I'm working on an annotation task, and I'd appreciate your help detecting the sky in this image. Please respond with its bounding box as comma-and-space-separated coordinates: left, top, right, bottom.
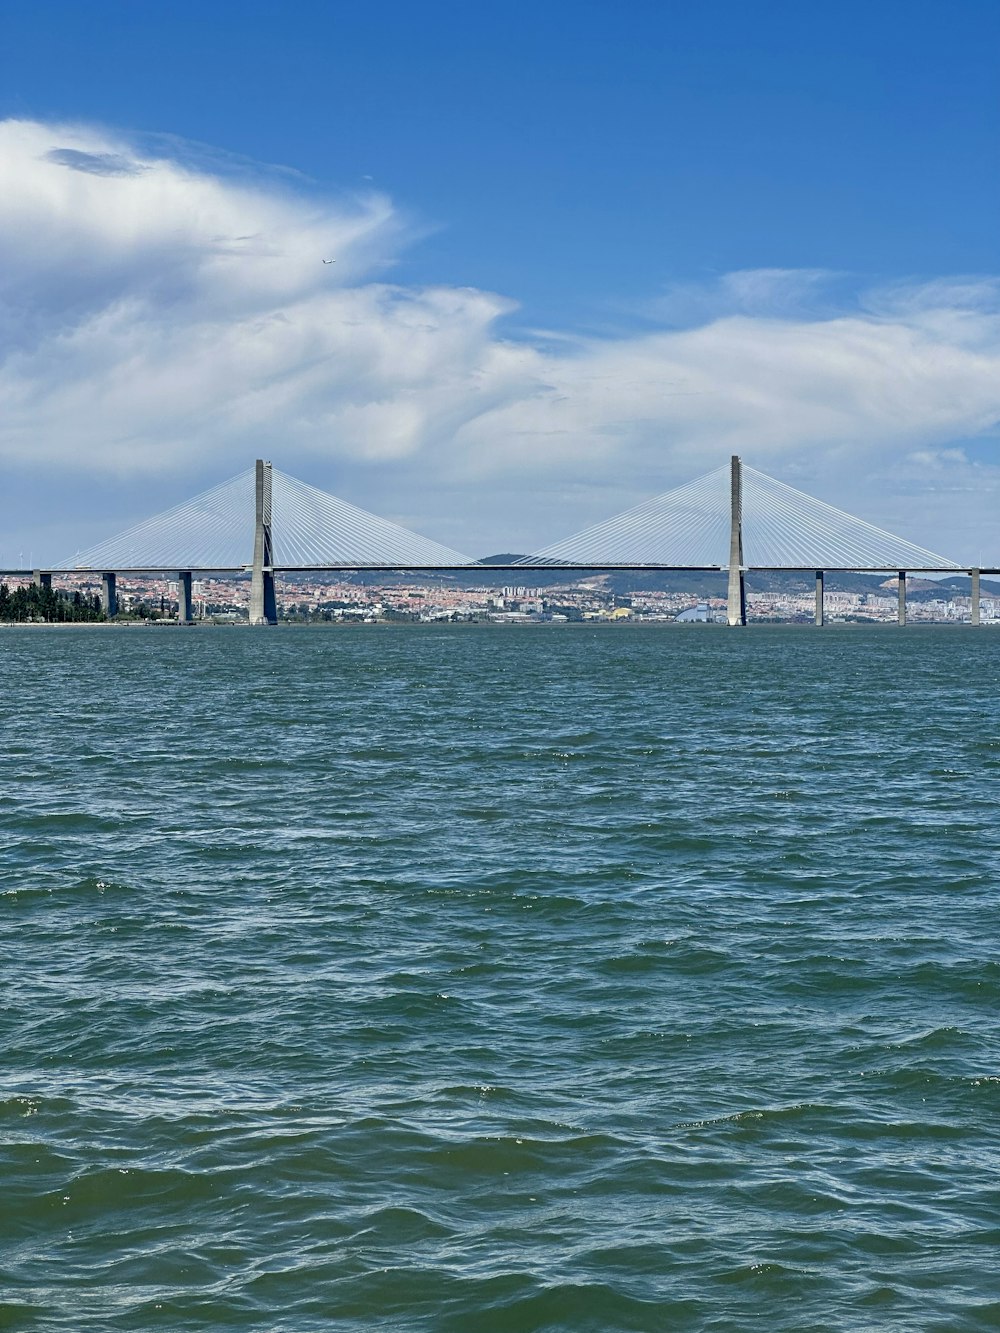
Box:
0, 0, 998, 565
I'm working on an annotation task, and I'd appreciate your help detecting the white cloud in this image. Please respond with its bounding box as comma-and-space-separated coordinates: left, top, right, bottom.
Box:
644, 267, 838, 326
1, 117, 999, 562
907, 447, 970, 468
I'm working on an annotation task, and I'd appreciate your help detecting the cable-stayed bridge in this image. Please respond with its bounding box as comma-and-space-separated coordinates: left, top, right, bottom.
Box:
7, 457, 991, 626
53, 463, 481, 574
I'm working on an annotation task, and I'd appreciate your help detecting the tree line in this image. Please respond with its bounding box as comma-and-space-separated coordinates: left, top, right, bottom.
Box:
0, 583, 104, 623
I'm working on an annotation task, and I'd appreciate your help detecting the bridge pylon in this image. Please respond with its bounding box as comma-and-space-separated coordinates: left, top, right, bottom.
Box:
177, 571, 194, 623
100, 571, 118, 618
727, 455, 747, 626
249, 459, 278, 626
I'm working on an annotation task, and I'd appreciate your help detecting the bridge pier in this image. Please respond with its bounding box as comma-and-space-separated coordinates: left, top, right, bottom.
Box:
33, 570, 51, 591
250, 459, 278, 626
177, 571, 193, 623
101, 572, 118, 619
815, 570, 824, 626
971, 569, 981, 625
727, 455, 747, 626
898, 570, 906, 626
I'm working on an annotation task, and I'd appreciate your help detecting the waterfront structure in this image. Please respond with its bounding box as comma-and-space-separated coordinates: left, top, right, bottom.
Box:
2, 457, 989, 625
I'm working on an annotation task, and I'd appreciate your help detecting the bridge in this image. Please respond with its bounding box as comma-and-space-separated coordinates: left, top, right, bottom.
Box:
4, 457, 993, 626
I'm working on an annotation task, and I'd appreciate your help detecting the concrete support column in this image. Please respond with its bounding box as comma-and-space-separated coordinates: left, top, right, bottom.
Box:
177, 571, 193, 623
897, 570, 906, 627
33, 570, 52, 591
250, 459, 278, 626
815, 570, 825, 627
971, 569, 981, 626
101, 572, 118, 619
726, 454, 747, 626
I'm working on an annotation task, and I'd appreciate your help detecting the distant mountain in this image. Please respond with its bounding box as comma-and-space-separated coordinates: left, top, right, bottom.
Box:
280, 566, 998, 598
600, 570, 1000, 599
915, 573, 1000, 595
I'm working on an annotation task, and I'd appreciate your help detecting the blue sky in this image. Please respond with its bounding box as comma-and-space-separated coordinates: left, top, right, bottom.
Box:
0, 0, 998, 562
5, 0, 998, 322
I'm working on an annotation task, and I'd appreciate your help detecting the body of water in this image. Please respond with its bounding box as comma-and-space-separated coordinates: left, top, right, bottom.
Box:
2, 626, 999, 1330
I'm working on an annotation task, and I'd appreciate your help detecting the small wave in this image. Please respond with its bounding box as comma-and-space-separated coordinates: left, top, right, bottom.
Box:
717, 1260, 810, 1285
676, 1102, 835, 1133
0, 1094, 76, 1121
345, 1204, 451, 1245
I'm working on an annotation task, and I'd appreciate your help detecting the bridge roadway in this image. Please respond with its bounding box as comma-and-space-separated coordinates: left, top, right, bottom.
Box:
5, 565, 999, 575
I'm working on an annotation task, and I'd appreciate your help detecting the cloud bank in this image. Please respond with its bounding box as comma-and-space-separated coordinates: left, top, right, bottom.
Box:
1, 118, 998, 559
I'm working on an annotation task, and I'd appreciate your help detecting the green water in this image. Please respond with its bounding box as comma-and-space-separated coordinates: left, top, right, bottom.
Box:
2, 626, 999, 1331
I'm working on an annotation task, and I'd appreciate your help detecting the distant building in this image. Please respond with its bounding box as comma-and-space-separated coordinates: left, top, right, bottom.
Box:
675, 602, 712, 622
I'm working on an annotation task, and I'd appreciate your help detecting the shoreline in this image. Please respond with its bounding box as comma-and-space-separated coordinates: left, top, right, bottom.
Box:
0, 618, 991, 632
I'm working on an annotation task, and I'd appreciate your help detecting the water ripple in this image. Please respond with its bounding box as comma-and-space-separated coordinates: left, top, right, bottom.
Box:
2, 626, 1000, 1330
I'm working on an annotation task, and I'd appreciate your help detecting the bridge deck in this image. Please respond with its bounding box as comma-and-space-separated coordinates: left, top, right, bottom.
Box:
2, 565, 994, 577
